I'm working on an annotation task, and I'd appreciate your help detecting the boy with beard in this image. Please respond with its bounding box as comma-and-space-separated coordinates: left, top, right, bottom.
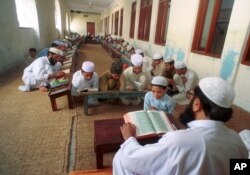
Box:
113, 77, 248, 175
18, 48, 65, 92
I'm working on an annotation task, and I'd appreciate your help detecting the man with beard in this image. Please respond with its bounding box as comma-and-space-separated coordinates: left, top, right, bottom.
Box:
113, 77, 248, 175
18, 47, 66, 92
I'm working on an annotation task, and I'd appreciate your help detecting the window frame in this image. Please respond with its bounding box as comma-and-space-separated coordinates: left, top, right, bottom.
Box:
155, 0, 170, 46
242, 34, 250, 66
114, 11, 119, 35
119, 8, 123, 36
191, 0, 234, 58
130, 1, 137, 38
138, 0, 152, 41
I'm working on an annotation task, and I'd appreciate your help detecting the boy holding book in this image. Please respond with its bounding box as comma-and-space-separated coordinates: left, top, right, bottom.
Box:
144, 76, 176, 115
113, 77, 248, 175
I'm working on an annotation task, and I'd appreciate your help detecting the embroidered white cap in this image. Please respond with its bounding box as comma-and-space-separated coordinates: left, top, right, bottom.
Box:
127, 45, 133, 51
199, 77, 235, 108
174, 61, 186, 69
82, 61, 95, 72
49, 47, 61, 55
164, 58, 174, 63
153, 53, 163, 60
131, 54, 143, 66
135, 49, 143, 54
151, 76, 168, 86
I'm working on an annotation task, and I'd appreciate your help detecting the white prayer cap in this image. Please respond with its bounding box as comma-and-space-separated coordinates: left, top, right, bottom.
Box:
153, 53, 163, 60
199, 77, 235, 108
59, 50, 64, 56
49, 47, 61, 55
174, 61, 186, 69
131, 54, 143, 66
164, 58, 174, 63
122, 42, 128, 46
82, 61, 95, 72
151, 76, 168, 87
127, 45, 133, 51
135, 49, 143, 54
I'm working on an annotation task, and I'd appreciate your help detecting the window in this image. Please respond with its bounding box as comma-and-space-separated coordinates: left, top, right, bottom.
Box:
242, 35, 250, 66
55, 0, 62, 33
66, 13, 69, 31
192, 0, 234, 57
15, 0, 38, 28
155, 0, 171, 45
111, 13, 114, 34
114, 11, 119, 35
130, 2, 136, 38
119, 8, 123, 36
138, 0, 152, 41
104, 16, 109, 35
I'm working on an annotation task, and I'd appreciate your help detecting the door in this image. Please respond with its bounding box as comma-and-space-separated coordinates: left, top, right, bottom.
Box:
87, 22, 95, 36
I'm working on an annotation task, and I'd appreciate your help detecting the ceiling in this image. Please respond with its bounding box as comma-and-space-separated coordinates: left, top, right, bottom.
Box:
65, 0, 115, 14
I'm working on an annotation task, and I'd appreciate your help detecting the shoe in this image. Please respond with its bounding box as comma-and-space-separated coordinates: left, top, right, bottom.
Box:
18, 85, 30, 92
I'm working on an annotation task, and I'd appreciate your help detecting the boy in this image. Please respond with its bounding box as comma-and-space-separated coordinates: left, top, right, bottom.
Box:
25, 48, 37, 65
71, 61, 99, 105
144, 76, 176, 115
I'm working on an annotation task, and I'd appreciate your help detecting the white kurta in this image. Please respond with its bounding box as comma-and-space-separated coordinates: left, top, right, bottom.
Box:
172, 69, 199, 105
71, 70, 99, 105
21, 56, 54, 90
113, 120, 248, 175
122, 66, 151, 91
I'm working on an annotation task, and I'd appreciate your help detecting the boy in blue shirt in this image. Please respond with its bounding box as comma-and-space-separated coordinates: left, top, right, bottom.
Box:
144, 76, 176, 115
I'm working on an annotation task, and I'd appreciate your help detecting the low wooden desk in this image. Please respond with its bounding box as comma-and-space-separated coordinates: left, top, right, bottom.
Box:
94, 118, 164, 169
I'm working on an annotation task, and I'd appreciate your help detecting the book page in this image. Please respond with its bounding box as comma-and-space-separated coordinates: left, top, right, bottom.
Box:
147, 111, 174, 134
125, 111, 155, 136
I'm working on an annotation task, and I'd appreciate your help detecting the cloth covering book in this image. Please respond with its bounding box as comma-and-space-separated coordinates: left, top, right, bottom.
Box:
123, 110, 175, 138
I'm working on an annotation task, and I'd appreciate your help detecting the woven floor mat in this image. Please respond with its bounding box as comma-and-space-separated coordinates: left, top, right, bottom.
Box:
0, 68, 73, 175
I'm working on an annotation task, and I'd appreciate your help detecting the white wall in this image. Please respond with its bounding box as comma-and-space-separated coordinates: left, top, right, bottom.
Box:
0, 0, 36, 73
0, 0, 71, 74
71, 13, 102, 36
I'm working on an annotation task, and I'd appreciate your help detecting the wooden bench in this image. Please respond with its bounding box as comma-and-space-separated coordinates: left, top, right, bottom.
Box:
81, 90, 147, 115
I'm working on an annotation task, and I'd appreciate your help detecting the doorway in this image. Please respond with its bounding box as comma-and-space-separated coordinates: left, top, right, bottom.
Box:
87, 22, 95, 36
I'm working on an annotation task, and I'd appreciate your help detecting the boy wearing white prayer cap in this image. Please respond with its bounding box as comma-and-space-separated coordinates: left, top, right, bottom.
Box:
71, 61, 99, 105
135, 49, 152, 73
113, 76, 248, 175
124, 45, 135, 58
120, 54, 151, 105
18, 47, 66, 92
163, 58, 176, 95
144, 76, 176, 115
172, 61, 199, 105
151, 52, 166, 77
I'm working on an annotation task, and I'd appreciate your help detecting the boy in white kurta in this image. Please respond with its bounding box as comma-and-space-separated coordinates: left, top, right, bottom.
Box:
172, 61, 199, 105
120, 54, 151, 105
71, 61, 99, 105
113, 77, 248, 175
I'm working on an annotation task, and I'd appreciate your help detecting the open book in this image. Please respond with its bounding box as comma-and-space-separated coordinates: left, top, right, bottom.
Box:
123, 110, 175, 138
50, 79, 69, 88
